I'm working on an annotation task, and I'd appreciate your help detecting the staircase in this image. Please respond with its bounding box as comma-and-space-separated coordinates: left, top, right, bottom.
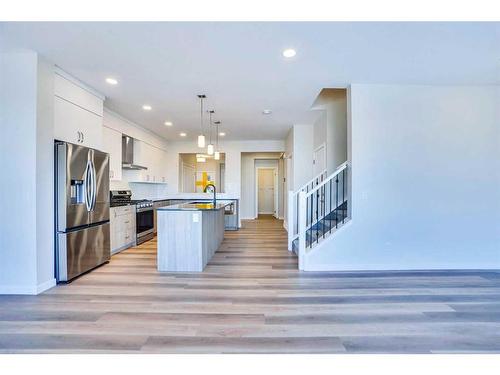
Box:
287, 162, 349, 269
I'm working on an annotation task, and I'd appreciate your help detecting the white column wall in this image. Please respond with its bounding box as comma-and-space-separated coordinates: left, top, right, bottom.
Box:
0, 50, 55, 294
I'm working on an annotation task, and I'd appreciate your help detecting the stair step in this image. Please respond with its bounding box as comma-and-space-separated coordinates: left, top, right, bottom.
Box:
292, 201, 348, 252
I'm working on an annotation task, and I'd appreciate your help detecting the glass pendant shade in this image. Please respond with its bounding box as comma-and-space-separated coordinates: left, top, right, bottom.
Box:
197, 135, 205, 148
207, 144, 214, 155
214, 151, 220, 160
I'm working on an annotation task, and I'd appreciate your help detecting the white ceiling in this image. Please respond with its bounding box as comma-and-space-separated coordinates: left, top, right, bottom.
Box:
1, 22, 498, 141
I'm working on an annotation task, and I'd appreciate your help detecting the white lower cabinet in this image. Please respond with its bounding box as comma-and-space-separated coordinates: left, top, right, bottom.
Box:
110, 205, 136, 254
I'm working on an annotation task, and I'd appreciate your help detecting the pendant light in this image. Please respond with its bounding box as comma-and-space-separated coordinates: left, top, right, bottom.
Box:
207, 110, 215, 155
197, 95, 206, 148
214, 121, 221, 160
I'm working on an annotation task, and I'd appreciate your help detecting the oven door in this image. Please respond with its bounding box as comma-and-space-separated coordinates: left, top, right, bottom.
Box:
136, 208, 154, 242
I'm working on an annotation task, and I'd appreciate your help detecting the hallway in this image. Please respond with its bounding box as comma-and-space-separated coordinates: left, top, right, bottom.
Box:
0, 217, 499, 353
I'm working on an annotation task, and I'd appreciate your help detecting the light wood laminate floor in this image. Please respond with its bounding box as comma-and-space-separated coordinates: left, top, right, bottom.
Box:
1, 217, 500, 353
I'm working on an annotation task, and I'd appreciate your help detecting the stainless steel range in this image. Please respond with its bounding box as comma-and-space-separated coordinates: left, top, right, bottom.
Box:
110, 190, 154, 245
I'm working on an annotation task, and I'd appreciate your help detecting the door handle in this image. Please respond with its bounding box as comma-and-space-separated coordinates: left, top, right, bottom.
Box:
84, 160, 92, 211
91, 159, 97, 211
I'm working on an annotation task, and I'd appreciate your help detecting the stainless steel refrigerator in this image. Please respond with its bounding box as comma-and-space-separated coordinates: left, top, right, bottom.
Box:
55, 142, 110, 282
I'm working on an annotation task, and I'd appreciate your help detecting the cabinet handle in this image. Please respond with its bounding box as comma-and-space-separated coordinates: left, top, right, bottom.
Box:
124, 220, 130, 224
81, 132, 84, 143
77, 131, 81, 143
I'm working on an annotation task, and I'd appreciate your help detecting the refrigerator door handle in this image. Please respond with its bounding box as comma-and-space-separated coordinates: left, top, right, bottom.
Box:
91, 159, 97, 211
84, 159, 92, 212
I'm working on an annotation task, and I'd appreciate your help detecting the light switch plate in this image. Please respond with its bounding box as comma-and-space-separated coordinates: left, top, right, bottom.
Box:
192, 213, 199, 223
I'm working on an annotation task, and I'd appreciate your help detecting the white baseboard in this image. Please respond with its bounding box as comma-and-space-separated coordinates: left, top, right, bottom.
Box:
0, 285, 37, 295
37, 278, 56, 294
0, 278, 56, 295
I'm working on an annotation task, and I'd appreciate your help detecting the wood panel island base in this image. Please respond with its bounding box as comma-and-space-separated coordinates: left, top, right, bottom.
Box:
156, 202, 230, 272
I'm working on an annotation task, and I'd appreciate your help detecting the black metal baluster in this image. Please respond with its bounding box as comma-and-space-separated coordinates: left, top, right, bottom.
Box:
342, 169, 345, 223
329, 178, 332, 234
309, 194, 313, 248
316, 189, 319, 244
321, 184, 324, 238
336, 175, 339, 228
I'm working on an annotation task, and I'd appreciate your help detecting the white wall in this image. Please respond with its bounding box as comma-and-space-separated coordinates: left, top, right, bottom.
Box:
36, 56, 55, 289
240, 153, 284, 219
0, 50, 55, 294
285, 128, 294, 191
291, 124, 314, 190
311, 89, 348, 174
306, 84, 500, 271
313, 110, 327, 150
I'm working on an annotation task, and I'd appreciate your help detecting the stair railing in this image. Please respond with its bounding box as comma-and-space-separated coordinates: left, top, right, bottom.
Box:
287, 168, 327, 250
298, 162, 349, 268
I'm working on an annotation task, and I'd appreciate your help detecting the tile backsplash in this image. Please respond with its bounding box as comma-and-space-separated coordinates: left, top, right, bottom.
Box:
109, 180, 170, 200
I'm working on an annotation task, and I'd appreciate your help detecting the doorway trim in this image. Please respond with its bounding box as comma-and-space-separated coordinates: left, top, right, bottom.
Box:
255, 166, 278, 219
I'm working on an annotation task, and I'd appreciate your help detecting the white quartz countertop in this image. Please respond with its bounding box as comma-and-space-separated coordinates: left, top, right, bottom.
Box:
157, 200, 233, 211
151, 193, 239, 201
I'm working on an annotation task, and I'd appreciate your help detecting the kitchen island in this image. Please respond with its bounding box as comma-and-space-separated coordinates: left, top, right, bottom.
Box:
156, 201, 232, 272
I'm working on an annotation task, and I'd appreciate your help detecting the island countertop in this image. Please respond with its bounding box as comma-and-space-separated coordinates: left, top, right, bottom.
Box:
157, 200, 233, 211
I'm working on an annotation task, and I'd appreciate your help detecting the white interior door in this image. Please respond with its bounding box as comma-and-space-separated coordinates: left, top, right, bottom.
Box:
182, 164, 195, 193
258, 168, 275, 215
313, 144, 326, 177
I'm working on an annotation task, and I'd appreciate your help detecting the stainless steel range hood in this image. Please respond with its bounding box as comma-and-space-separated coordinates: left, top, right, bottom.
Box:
122, 135, 148, 170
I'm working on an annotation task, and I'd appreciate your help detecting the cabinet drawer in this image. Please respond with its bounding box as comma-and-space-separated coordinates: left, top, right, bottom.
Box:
112, 205, 135, 217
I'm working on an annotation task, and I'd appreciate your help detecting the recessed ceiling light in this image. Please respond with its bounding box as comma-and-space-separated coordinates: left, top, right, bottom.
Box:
262, 109, 272, 115
179, 132, 187, 137
142, 105, 152, 111
164, 121, 173, 126
105, 77, 118, 85
282, 48, 296, 58
219, 132, 226, 137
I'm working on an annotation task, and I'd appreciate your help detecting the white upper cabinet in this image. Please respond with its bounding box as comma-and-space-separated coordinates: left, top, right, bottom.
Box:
158, 148, 168, 183
102, 126, 122, 181
54, 96, 103, 149
53, 71, 104, 150
124, 139, 168, 184
54, 73, 103, 116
